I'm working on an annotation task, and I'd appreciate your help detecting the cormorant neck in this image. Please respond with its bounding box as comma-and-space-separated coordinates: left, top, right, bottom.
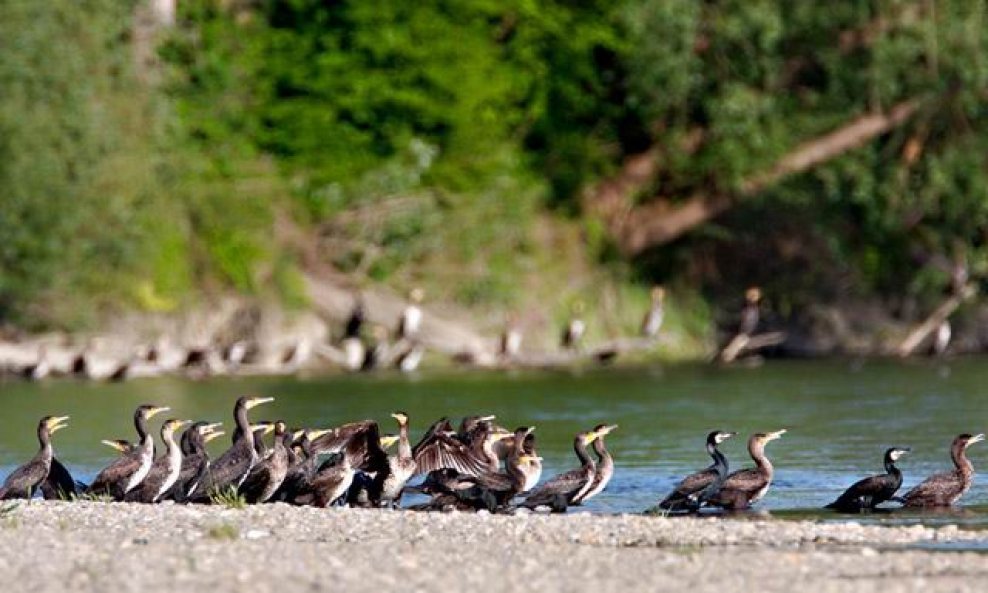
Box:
593, 437, 611, 465
398, 422, 412, 461
575, 438, 594, 469
235, 404, 254, 449
884, 456, 899, 476
750, 441, 773, 476
708, 442, 727, 473
38, 425, 53, 456
135, 412, 150, 441
952, 443, 974, 475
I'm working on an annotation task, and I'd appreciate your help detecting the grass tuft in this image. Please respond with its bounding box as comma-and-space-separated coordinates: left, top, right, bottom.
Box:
206, 522, 240, 541
209, 487, 247, 510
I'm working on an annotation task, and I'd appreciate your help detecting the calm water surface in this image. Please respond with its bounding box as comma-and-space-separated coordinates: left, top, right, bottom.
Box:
2, 358, 988, 527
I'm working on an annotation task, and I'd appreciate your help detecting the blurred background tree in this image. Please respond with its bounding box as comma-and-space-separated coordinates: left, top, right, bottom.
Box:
1, 0, 986, 345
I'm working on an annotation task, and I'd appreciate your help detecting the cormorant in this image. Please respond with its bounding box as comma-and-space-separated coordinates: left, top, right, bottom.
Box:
520, 426, 608, 511
573, 424, 618, 505
125, 419, 191, 503
240, 421, 292, 503
641, 286, 665, 338
167, 422, 224, 502
499, 315, 522, 360
394, 341, 424, 372
397, 288, 424, 340
739, 287, 762, 336
188, 396, 274, 499
658, 430, 736, 513
561, 301, 586, 350
0, 415, 69, 500
41, 456, 82, 500
344, 297, 365, 339
89, 404, 170, 500
519, 431, 542, 492
932, 320, 951, 357
368, 412, 417, 507
707, 429, 785, 510
826, 447, 910, 512
902, 434, 984, 508
271, 429, 329, 503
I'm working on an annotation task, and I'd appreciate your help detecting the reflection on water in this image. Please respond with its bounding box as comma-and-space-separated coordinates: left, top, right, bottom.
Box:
1, 358, 988, 525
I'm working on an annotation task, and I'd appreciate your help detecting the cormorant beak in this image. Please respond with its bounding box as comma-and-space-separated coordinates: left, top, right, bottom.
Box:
492, 431, 514, 442
479, 415, 497, 422
525, 426, 536, 435
257, 423, 276, 435
519, 455, 543, 464
148, 406, 170, 418
246, 397, 275, 410
968, 433, 985, 446
48, 416, 70, 433
380, 435, 400, 448
765, 429, 787, 441
100, 440, 130, 453
601, 424, 619, 435
306, 429, 332, 441
204, 431, 225, 443
584, 432, 600, 444
171, 419, 192, 431
291, 429, 306, 440
199, 422, 224, 435
390, 413, 408, 424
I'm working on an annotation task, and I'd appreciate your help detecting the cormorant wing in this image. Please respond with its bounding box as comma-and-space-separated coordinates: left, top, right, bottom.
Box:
89, 450, 145, 496
522, 467, 588, 506
41, 457, 80, 500
902, 470, 963, 505
659, 467, 718, 508
1, 452, 48, 498
413, 432, 490, 477
412, 418, 454, 458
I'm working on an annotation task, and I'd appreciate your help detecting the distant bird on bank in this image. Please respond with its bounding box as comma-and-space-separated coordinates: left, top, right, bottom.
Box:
641, 286, 665, 338
707, 429, 785, 510
397, 288, 424, 341
739, 287, 762, 337
344, 296, 366, 340
361, 326, 389, 372
658, 430, 736, 513
561, 301, 586, 351
932, 320, 951, 357
499, 314, 523, 360
0, 415, 69, 500
902, 433, 983, 508
826, 447, 910, 512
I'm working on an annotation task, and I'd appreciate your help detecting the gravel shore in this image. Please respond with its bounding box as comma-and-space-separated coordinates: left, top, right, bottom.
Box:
1, 501, 987, 592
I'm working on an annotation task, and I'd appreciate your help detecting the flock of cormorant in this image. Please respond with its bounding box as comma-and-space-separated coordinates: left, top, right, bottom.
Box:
0, 396, 982, 514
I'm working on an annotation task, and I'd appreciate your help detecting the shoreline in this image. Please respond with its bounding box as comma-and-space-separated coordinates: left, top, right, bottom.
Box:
3, 501, 987, 592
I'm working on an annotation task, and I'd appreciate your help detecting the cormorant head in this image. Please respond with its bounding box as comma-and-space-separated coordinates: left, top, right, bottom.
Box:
273, 420, 287, 435
136, 404, 170, 420
887, 447, 910, 462
162, 419, 191, 437
204, 430, 225, 443
651, 285, 665, 302
592, 424, 618, 439
41, 415, 70, 435
251, 421, 276, 436
751, 429, 786, 447
708, 430, 737, 445
390, 411, 409, 426
101, 439, 133, 454
745, 287, 762, 303
380, 434, 400, 449
197, 422, 223, 436
514, 426, 536, 437
241, 396, 275, 410
305, 428, 332, 441
490, 428, 514, 443
958, 433, 985, 449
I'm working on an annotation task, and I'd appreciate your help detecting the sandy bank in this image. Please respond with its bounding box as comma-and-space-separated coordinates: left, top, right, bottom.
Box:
1, 502, 986, 592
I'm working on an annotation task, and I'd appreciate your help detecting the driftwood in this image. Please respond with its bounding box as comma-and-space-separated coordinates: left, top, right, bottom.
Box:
586, 99, 923, 256
718, 332, 787, 364
896, 285, 977, 357
487, 337, 659, 370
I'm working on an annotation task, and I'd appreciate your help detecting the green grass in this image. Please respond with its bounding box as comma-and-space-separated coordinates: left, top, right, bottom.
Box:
205, 522, 240, 541
209, 487, 247, 510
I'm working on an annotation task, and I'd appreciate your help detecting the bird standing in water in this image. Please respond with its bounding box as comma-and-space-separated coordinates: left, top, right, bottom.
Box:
658, 430, 736, 513
707, 429, 785, 510
826, 447, 910, 512
902, 434, 983, 508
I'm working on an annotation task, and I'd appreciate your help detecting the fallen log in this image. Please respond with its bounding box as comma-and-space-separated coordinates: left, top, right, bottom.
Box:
895, 285, 977, 357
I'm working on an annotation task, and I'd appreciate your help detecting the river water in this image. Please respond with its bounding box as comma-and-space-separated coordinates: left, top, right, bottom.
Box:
2, 359, 988, 526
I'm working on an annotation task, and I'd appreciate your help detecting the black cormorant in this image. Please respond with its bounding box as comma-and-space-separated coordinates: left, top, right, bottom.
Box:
658, 430, 736, 512
0, 415, 69, 500
167, 422, 223, 502
520, 426, 608, 511
89, 404, 170, 500
826, 447, 910, 512
189, 396, 274, 499
240, 420, 292, 503
902, 434, 983, 508
707, 429, 785, 510
125, 419, 191, 503
573, 424, 617, 504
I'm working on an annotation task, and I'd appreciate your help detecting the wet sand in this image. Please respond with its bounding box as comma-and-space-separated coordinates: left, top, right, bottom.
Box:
1, 501, 986, 592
